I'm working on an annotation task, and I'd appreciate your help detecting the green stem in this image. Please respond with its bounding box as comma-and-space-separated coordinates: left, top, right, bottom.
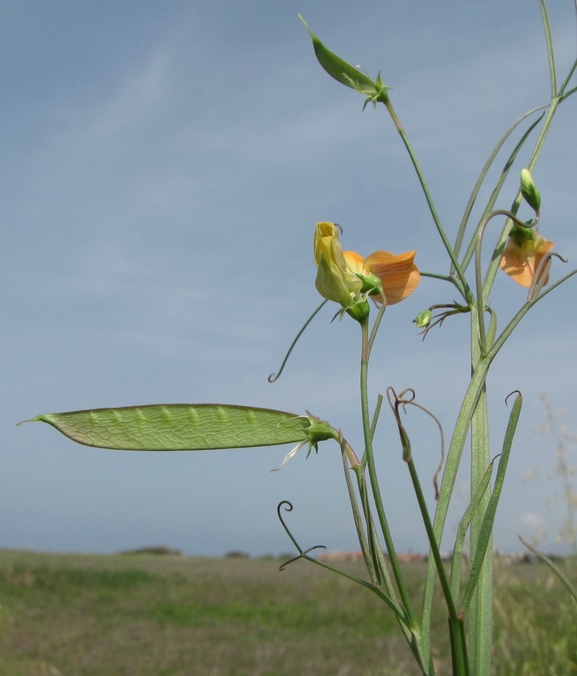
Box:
421, 356, 491, 656
407, 458, 459, 621
421, 271, 467, 299
468, 312, 492, 676
405, 447, 470, 676
359, 318, 418, 631
449, 617, 471, 676
377, 92, 472, 302
482, 96, 561, 302
341, 448, 379, 586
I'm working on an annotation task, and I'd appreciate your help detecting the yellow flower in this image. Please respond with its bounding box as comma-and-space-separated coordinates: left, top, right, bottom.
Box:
314, 222, 363, 307
314, 222, 420, 306
499, 225, 554, 288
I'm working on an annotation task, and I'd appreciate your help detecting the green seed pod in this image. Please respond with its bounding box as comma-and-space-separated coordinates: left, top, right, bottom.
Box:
520, 168, 541, 211
299, 15, 389, 100
23, 404, 312, 451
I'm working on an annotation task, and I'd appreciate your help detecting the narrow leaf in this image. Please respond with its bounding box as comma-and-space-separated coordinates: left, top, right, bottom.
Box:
454, 107, 545, 264
461, 392, 522, 611
450, 461, 494, 600
23, 404, 311, 451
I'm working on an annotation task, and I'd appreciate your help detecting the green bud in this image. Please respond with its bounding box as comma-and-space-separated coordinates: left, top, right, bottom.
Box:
520, 168, 541, 211
413, 309, 432, 329
346, 300, 371, 323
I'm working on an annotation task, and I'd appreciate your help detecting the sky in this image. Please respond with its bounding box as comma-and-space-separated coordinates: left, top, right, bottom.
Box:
1, 0, 577, 559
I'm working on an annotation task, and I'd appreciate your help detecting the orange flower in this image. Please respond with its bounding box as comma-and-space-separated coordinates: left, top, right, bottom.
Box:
499, 226, 554, 288
344, 249, 420, 305
313, 222, 420, 307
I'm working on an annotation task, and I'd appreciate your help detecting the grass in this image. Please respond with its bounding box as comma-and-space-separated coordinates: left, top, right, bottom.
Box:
0, 550, 575, 675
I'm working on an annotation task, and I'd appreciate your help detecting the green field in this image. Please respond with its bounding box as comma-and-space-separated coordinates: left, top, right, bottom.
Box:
0, 550, 575, 675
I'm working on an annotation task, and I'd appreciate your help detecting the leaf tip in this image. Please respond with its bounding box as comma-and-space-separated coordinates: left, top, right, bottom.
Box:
298, 14, 311, 34
16, 417, 37, 427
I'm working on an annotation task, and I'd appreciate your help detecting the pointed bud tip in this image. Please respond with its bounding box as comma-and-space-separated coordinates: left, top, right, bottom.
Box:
520, 168, 541, 211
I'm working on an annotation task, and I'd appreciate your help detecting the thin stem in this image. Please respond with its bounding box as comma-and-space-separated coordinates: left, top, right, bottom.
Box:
406, 456, 469, 676
455, 106, 546, 266
407, 457, 458, 620
359, 317, 418, 630
540, 0, 558, 97
459, 108, 545, 275
468, 312, 492, 676
268, 300, 328, 382
482, 96, 561, 302
341, 448, 379, 586
367, 303, 387, 356
377, 92, 472, 301
421, 356, 492, 656
421, 271, 467, 299
489, 267, 577, 360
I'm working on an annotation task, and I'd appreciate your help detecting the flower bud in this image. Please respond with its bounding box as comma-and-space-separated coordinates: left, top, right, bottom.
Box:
520, 168, 541, 211
413, 309, 432, 329
314, 222, 362, 307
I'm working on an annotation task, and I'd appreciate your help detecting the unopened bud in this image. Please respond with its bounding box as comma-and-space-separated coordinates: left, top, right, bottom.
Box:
520, 168, 541, 212
413, 309, 432, 329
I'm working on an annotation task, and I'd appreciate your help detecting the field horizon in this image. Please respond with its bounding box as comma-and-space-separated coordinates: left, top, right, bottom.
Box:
0, 548, 575, 675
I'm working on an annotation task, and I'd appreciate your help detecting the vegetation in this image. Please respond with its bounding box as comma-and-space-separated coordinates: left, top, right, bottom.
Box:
0, 550, 574, 676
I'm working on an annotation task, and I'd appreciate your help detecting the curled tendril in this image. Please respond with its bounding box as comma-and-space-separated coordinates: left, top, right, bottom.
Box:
505, 390, 522, 406
490, 452, 503, 465
276, 500, 327, 571
386, 387, 445, 500
268, 301, 328, 383
485, 392, 521, 465
528, 251, 568, 302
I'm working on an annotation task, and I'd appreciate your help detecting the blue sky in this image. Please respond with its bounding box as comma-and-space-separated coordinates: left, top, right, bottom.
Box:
2, 0, 576, 557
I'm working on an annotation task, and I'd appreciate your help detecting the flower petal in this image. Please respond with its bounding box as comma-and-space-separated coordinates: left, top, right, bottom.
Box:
314, 223, 362, 306
364, 250, 420, 304
500, 236, 554, 288
343, 250, 366, 275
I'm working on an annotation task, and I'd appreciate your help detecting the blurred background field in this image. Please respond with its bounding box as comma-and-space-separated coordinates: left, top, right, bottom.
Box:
0, 549, 575, 676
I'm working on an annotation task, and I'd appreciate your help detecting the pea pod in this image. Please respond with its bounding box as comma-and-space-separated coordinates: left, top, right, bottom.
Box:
20, 404, 315, 451
299, 15, 389, 102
